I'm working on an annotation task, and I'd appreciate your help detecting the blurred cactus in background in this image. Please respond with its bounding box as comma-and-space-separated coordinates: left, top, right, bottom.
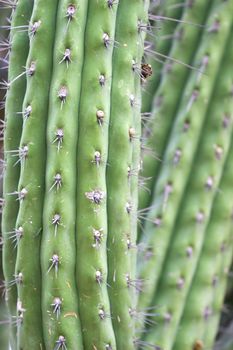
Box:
0, 0, 233, 349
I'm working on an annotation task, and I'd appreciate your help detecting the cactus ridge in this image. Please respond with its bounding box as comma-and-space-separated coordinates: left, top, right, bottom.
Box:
139, 0, 212, 215
137, 0, 233, 318
13, 0, 59, 348
173, 32, 233, 349
106, 1, 149, 348
1, 0, 34, 348
41, 1, 88, 349
75, 1, 119, 349
141, 0, 185, 114
142, 4, 233, 347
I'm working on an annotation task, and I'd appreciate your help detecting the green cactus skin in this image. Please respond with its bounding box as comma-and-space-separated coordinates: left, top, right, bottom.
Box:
141, 0, 184, 114
12, 1, 58, 348
40, 1, 87, 349
142, 9, 233, 349
75, 2, 119, 349
172, 32, 233, 350
137, 0, 233, 317
1, 1, 33, 348
105, 1, 148, 348
139, 0, 212, 214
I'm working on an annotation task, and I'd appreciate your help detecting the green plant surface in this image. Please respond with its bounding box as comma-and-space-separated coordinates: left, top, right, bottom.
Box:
13, 1, 58, 348
1, 1, 33, 348
137, 0, 233, 317
141, 0, 184, 113
139, 0, 211, 214
173, 34, 233, 346
40, 1, 88, 349
142, 5, 233, 348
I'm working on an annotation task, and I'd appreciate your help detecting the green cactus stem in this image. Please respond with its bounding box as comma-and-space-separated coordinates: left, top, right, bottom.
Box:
139, 0, 211, 214
75, 1, 119, 349
137, 0, 233, 317
13, 1, 58, 348
106, 1, 149, 348
1, 1, 33, 348
142, 6, 233, 348
141, 0, 184, 113
41, 1, 88, 349
174, 117, 233, 349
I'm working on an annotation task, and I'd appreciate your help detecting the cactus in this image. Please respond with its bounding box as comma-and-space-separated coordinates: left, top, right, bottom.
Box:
1, 0, 233, 349
1, 0, 149, 349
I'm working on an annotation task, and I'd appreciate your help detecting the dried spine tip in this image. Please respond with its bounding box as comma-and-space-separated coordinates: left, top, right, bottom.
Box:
51, 297, 62, 319
51, 173, 62, 191
177, 277, 185, 289
93, 228, 103, 248
96, 109, 105, 125
30, 20, 41, 36
103, 33, 110, 48
58, 86, 68, 103
99, 74, 105, 86
173, 149, 182, 165
98, 308, 106, 320
205, 176, 214, 190
55, 335, 66, 349
141, 63, 153, 79
85, 190, 105, 204
95, 270, 103, 284
18, 188, 28, 200
27, 61, 36, 76
48, 254, 60, 275
126, 202, 132, 214
93, 151, 101, 166
17, 300, 26, 320
186, 246, 193, 258
66, 4, 76, 19
196, 211, 205, 223
214, 145, 223, 160
129, 127, 136, 141
60, 48, 71, 65
53, 128, 64, 150
24, 105, 32, 119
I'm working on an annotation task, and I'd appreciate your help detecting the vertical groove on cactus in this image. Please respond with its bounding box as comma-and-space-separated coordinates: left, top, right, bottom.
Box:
137, 0, 233, 319
75, 1, 119, 349
139, 0, 212, 215
12, 0, 59, 348
1, 1, 34, 348
143, 3, 233, 347
41, 1, 88, 349
173, 32, 233, 349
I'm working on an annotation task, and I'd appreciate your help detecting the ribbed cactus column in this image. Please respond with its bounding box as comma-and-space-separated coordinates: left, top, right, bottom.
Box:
2, 0, 32, 310
13, 1, 58, 348
173, 34, 233, 348
75, 1, 119, 349
142, 4, 233, 347
141, 0, 184, 113
2, 2, 33, 347
106, 1, 149, 348
139, 0, 211, 214
41, 1, 87, 349
137, 0, 233, 316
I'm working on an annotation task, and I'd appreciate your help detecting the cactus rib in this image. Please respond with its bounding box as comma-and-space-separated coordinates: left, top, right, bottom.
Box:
13, 1, 59, 348
75, 1, 119, 349
143, 4, 233, 347
137, 0, 232, 316
139, 0, 212, 214
41, 1, 88, 349
1, 0, 33, 348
